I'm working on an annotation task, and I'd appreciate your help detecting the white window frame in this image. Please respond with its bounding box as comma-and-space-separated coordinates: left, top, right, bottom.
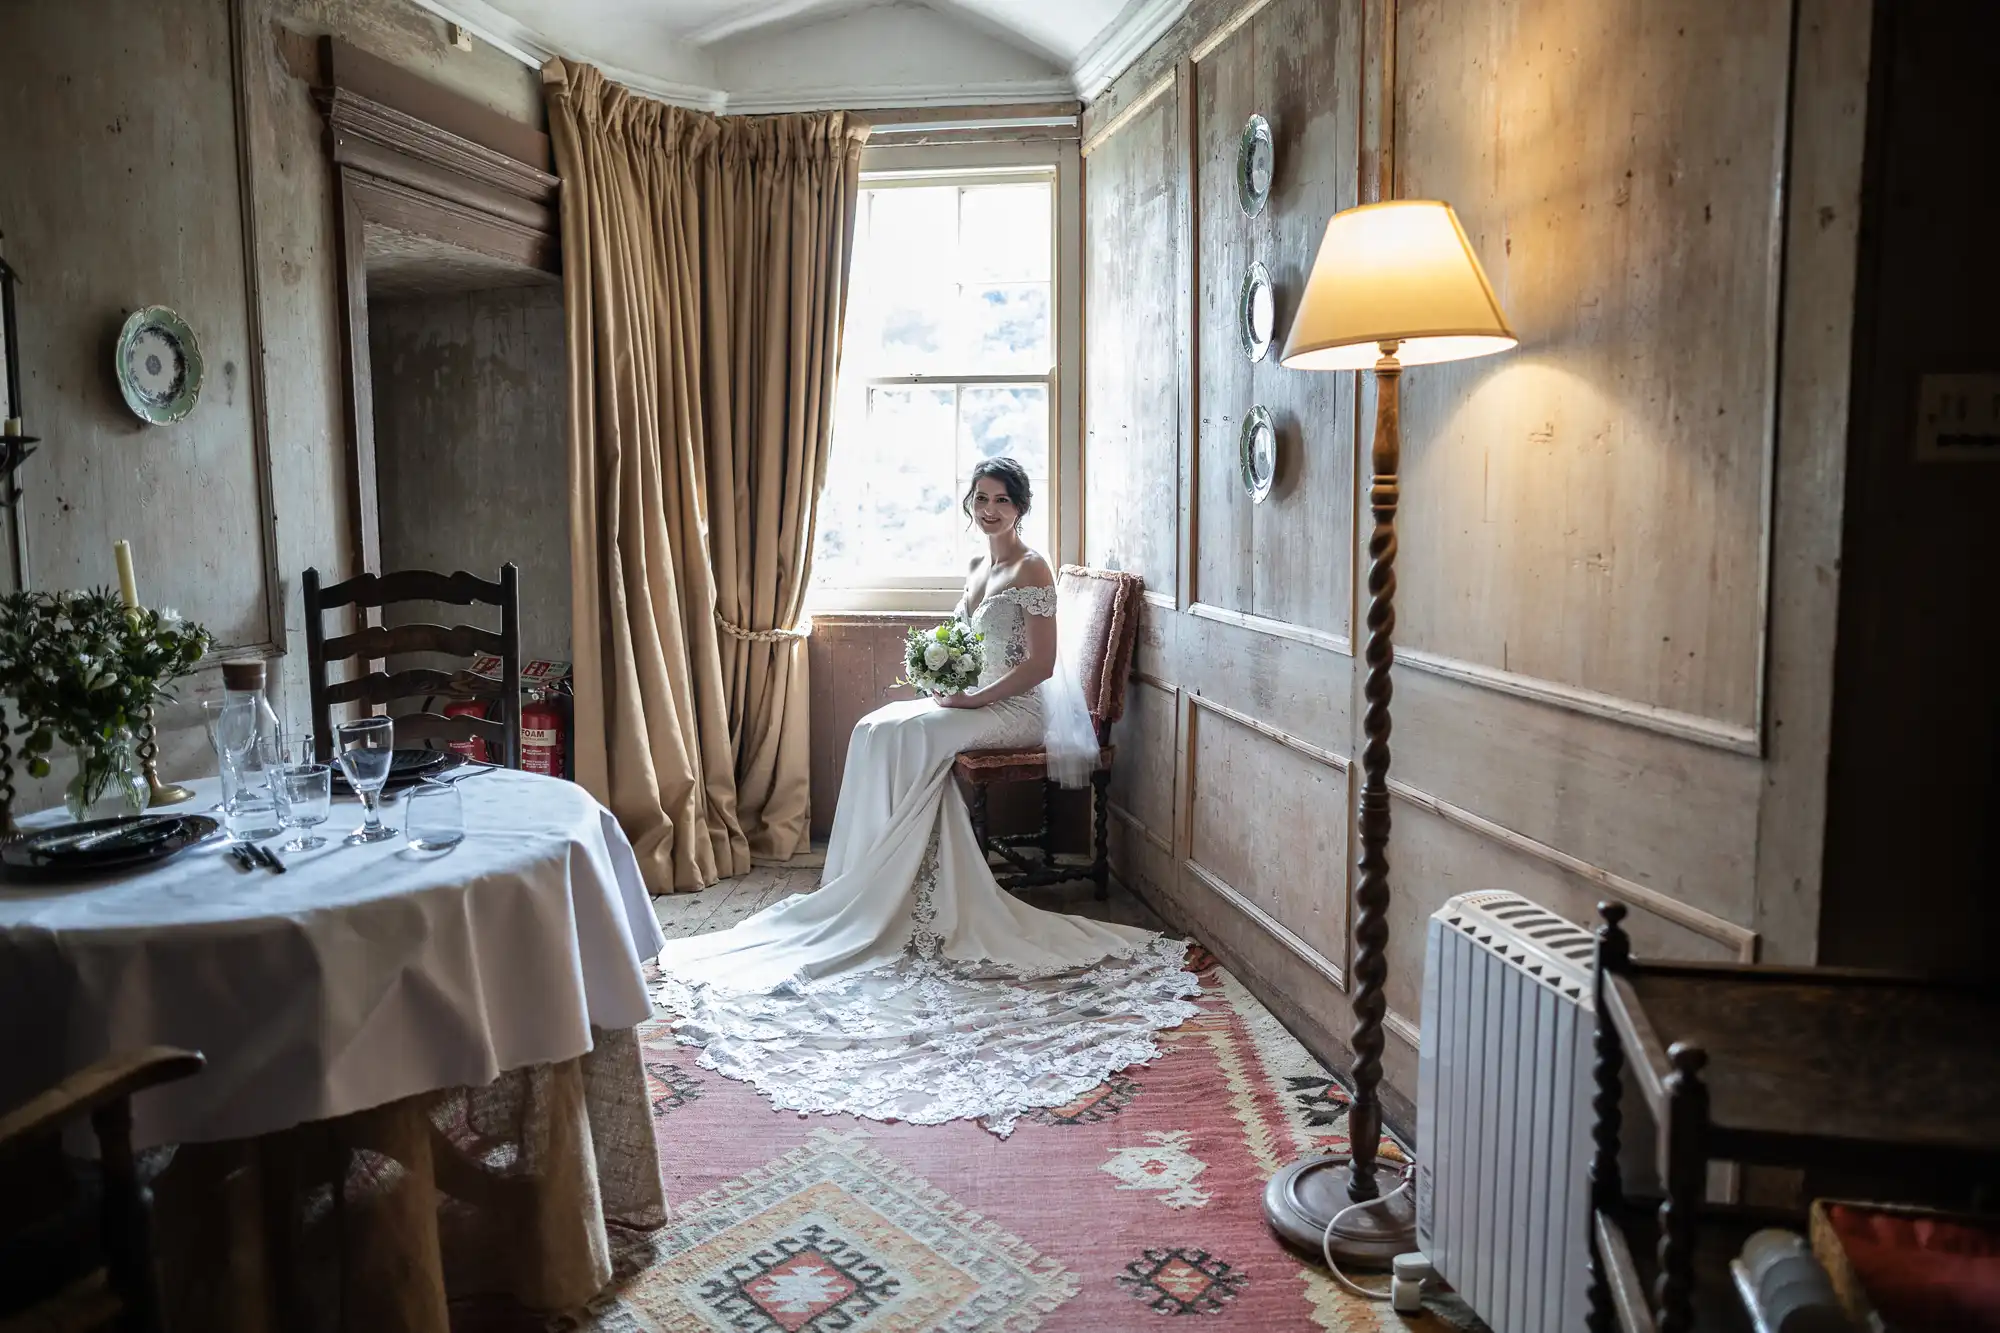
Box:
808, 139, 1083, 615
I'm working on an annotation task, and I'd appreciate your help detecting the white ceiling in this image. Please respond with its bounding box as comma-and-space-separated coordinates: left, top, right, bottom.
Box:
410, 0, 1189, 111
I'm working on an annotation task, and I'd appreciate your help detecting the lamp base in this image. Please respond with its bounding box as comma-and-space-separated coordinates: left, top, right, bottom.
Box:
1262, 1156, 1416, 1266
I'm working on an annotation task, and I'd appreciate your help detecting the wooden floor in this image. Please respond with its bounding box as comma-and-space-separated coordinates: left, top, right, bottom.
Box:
652, 854, 1171, 941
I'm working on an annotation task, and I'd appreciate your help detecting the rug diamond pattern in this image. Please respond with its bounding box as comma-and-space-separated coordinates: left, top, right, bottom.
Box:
582, 950, 1489, 1333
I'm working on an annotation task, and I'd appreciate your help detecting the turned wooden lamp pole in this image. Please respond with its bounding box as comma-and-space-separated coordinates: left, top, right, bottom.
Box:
1264, 200, 1515, 1265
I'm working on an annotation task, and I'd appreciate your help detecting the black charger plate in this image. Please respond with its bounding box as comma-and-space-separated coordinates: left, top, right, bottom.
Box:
2, 814, 221, 883
331, 747, 463, 796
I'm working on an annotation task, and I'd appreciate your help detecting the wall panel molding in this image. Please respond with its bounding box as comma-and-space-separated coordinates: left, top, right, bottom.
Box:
1387, 778, 1758, 961
1188, 0, 1284, 63
1081, 70, 1176, 156
1188, 601, 1351, 656
1109, 801, 1174, 856
1398, 646, 1761, 755
1183, 857, 1346, 989
1188, 690, 1349, 771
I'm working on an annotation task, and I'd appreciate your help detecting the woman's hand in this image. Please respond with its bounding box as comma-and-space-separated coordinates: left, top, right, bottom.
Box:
936, 688, 981, 710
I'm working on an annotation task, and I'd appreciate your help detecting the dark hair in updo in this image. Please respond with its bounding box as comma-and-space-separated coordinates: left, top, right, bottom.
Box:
961, 457, 1033, 522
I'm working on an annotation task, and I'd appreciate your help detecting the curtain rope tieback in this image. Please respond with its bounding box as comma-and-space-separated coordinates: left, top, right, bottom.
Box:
714, 612, 813, 644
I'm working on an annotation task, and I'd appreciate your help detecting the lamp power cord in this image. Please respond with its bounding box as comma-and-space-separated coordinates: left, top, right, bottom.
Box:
1318, 1157, 1421, 1303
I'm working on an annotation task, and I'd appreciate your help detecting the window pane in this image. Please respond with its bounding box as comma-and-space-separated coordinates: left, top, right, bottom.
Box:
813, 387, 958, 584
960, 184, 1051, 283
850, 188, 958, 374
956, 385, 1050, 565
963, 284, 1050, 372
818, 176, 1058, 591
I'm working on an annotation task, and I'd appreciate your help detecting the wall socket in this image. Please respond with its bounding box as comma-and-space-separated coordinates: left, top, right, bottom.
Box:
1914, 373, 2000, 462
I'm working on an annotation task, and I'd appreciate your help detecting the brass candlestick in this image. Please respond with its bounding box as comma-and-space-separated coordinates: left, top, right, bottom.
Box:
138, 710, 194, 807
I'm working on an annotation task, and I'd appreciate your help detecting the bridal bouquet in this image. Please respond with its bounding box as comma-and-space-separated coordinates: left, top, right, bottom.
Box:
899, 621, 984, 696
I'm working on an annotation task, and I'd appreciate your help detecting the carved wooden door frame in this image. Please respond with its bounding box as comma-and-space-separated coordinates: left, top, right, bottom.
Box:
317, 40, 558, 576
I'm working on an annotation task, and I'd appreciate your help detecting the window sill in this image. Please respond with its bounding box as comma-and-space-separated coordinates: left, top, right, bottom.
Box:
805, 586, 961, 617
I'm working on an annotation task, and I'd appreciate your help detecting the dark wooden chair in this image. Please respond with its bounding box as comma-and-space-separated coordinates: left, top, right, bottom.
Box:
954, 565, 1144, 900
301, 565, 523, 769
0, 1047, 204, 1333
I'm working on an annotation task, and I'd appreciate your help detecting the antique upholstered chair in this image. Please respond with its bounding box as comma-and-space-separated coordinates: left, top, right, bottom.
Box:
953, 565, 1144, 900
301, 565, 523, 769
0, 1047, 205, 1333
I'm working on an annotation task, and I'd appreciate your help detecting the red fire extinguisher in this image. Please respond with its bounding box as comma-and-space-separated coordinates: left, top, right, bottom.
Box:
521, 688, 565, 777
443, 699, 490, 764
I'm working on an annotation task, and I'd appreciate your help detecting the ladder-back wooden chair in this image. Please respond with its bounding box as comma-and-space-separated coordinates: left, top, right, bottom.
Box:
954, 565, 1144, 900
0, 1047, 204, 1333
301, 565, 522, 769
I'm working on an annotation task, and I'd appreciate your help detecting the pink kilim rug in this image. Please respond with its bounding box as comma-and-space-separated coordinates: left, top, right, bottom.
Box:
554, 948, 1487, 1332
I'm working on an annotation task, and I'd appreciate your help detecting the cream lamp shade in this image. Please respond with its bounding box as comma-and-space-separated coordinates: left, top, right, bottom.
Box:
1279, 200, 1516, 372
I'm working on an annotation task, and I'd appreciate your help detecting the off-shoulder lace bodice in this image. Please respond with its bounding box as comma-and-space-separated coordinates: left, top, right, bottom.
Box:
956, 584, 1059, 690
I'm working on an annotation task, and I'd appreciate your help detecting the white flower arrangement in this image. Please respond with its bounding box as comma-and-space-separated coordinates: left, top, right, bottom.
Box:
899, 620, 984, 696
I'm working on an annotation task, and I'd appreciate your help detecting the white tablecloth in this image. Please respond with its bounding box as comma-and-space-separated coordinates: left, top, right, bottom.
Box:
0, 769, 666, 1149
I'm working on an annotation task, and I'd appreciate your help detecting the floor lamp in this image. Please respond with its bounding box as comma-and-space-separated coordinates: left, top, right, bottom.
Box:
1262, 201, 1516, 1265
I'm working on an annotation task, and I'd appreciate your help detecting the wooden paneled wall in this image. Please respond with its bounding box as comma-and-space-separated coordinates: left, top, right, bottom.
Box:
1080, 0, 1872, 1128
0, 0, 538, 806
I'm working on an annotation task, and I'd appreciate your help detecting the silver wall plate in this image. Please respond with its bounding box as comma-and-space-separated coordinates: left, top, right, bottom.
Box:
114, 306, 202, 425
1240, 406, 1277, 503
1238, 114, 1274, 217
1241, 261, 1276, 362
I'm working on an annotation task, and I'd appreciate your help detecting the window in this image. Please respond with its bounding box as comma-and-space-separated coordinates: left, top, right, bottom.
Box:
812, 171, 1057, 605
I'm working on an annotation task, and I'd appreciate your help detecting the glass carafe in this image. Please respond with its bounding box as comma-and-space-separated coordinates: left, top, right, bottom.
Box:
214, 658, 285, 840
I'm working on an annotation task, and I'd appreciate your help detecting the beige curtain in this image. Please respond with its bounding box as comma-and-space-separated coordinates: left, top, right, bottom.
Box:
545, 60, 866, 890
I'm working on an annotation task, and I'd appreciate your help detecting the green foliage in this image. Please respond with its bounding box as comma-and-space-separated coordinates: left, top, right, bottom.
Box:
0, 589, 214, 769
899, 620, 984, 696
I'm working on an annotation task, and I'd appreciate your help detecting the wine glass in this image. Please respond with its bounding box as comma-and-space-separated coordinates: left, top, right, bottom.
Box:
335, 716, 398, 844
275, 764, 332, 852
404, 779, 465, 853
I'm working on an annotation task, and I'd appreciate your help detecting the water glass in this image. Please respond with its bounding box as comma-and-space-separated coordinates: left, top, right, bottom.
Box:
404, 779, 465, 853
275, 764, 332, 852
335, 715, 398, 844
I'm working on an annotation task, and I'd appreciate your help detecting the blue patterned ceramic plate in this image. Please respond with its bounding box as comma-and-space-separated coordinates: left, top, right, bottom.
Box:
114, 305, 202, 424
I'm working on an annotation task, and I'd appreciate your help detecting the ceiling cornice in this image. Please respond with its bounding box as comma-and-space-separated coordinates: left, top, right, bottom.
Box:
1069, 0, 1189, 104
729, 77, 1079, 115
406, 0, 1164, 116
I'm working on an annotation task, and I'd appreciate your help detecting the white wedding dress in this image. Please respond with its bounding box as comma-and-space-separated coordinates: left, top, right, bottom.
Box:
655, 582, 1200, 1135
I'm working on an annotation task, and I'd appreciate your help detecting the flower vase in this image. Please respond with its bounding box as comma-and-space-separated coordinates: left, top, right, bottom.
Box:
65, 729, 150, 822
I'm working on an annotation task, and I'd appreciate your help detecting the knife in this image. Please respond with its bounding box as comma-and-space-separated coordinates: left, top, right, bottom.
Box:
252, 842, 287, 874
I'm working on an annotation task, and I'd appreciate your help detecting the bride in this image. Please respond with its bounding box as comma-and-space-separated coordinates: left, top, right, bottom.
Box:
656, 458, 1200, 1135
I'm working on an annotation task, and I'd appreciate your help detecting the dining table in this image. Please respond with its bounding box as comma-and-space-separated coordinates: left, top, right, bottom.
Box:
0, 767, 670, 1332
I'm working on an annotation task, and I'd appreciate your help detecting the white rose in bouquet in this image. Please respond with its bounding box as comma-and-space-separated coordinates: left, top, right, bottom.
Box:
901, 620, 985, 696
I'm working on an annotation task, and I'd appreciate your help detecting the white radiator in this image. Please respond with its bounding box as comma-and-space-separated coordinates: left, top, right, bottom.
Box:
1415, 890, 1602, 1333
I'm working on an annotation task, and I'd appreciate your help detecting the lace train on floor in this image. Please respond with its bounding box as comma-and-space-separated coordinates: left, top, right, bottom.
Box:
654, 828, 1202, 1137
654, 934, 1200, 1138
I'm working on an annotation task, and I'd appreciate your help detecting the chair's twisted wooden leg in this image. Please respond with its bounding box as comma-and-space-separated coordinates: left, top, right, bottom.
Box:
1091, 769, 1110, 900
